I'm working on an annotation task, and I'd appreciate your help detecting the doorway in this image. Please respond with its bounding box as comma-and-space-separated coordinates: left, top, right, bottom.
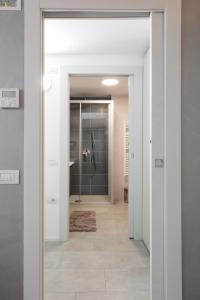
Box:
43, 17, 145, 242
44, 71, 150, 299
25, 3, 182, 299
43, 16, 148, 299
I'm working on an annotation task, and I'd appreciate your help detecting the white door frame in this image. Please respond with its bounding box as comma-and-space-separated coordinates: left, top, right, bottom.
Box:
59, 66, 143, 241
24, 2, 182, 300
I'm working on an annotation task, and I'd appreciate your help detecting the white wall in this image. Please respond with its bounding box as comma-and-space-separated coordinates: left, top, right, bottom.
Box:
45, 54, 143, 70
142, 49, 150, 250
44, 54, 143, 240
44, 71, 61, 240
113, 96, 128, 202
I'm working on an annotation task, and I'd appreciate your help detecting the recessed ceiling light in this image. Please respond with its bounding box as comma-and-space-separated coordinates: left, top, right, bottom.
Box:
101, 79, 119, 86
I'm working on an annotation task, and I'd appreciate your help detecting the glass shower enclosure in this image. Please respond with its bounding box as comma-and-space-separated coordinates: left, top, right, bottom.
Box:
70, 100, 113, 203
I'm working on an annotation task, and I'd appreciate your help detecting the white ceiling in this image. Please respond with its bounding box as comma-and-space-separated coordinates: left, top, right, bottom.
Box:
44, 18, 150, 56
70, 76, 128, 97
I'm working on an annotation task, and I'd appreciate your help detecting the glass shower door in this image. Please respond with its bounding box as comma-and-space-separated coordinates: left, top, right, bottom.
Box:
70, 102, 109, 201
81, 103, 109, 196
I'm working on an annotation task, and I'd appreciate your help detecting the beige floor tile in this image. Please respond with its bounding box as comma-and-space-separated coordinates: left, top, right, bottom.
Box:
97, 222, 128, 235
45, 242, 65, 252
45, 202, 150, 298
76, 291, 149, 300
71, 233, 144, 248
83, 231, 121, 240
59, 251, 145, 270
61, 238, 94, 252
76, 291, 107, 300
59, 252, 106, 269
45, 269, 106, 293
107, 252, 148, 269
69, 232, 88, 239
45, 251, 63, 269
70, 205, 110, 213
105, 268, 149, 291
90, 237, 143, 252
45, 292, 76, 300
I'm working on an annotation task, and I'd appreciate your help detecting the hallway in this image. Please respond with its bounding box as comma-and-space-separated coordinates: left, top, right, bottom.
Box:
45, 202, 149, 300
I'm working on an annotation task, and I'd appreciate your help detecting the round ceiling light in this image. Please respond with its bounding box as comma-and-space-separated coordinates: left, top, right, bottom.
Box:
101, 79, 119, 86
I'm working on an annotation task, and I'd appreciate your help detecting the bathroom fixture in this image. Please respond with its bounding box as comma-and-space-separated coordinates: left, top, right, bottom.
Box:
101, 79, 119, 86
82, 148, 90, 159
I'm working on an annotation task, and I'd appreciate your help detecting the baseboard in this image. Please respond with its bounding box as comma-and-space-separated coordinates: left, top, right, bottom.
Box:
45, 237, 61, 242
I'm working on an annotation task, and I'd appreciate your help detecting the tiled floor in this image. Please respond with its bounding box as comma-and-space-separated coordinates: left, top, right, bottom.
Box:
45, 202, 150, 300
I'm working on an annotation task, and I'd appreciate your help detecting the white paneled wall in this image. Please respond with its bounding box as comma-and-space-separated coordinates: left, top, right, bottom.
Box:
113, 97, 128, 203
124, 121, 129, 177
44, 71, 61, 240
142, 49, 150, 250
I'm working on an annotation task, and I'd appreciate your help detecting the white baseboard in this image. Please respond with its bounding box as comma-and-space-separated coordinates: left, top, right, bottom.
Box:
45, 237, 61, 242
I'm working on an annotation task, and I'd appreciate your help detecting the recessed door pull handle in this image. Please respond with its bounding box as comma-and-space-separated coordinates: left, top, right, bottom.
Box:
155, 159, 164, 168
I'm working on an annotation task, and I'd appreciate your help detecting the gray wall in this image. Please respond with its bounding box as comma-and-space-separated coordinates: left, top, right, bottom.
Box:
182, 0, 200, 299
0, 11, 24, 300
0, 1, 200, 299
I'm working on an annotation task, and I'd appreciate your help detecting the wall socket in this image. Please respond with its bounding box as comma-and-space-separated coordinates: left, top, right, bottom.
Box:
48, 198, 57, 204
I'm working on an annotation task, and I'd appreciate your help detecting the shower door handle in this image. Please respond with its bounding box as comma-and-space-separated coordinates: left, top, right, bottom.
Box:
82, 148, 90, 159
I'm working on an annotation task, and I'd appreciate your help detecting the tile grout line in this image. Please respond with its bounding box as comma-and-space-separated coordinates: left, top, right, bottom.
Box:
74, 291, 78, 300
104, 269, 108, 292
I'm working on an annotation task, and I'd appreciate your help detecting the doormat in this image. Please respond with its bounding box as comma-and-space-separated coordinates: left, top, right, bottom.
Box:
70, 211, 96, 232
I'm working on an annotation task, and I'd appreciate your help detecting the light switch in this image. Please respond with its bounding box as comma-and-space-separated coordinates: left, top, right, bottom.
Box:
0, 170, 20, 184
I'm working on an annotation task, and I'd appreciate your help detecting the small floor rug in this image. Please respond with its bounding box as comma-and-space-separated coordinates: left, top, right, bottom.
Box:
70, 211, 96, 232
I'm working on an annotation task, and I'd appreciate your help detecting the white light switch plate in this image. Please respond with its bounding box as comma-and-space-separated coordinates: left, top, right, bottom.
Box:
0, 170, 20, 184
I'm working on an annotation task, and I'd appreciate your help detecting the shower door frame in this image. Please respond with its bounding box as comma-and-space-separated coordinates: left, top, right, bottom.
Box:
69, 99, 114, 203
